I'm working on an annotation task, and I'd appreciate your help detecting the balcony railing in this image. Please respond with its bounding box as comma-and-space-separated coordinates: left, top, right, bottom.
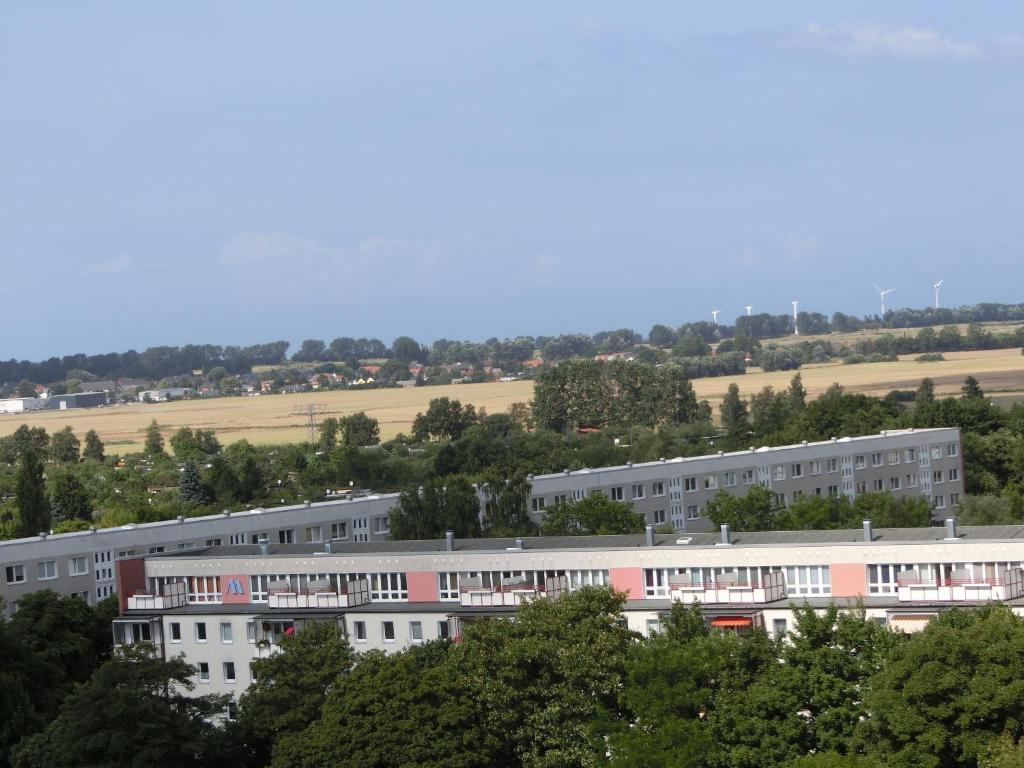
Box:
459, 579, 546, 607
897, 568, 1024, 603
669, 571, 787, 605
267, 579, 370, 609
126, 582, 186, 610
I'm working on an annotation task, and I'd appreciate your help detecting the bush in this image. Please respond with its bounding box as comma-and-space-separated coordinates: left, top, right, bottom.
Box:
843, 354, 866, 365
916, 352, 945, 362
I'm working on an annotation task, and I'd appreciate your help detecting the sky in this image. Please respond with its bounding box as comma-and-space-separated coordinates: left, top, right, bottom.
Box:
1, 3, 1022, 360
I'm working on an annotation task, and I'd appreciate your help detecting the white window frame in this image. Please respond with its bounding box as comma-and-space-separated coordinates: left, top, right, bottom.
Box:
382, 621, 396, 643
220, 622, 233, 644
37, 560, 57, 581
631, 483, 645, 500
69, 556, 89, 576
652, 481, 665, 497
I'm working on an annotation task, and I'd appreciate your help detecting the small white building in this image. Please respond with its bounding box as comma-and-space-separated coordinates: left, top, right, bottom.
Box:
138, 388, 194, 402
0, 398, 47, 415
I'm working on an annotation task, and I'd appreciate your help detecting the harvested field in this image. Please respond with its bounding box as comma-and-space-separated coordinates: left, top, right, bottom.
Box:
2, 348, 1021, 453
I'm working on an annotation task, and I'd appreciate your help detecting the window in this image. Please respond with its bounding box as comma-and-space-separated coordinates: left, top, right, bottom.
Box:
687, 504, 700, 520
410, 621, 423, 643
370, 573, 408, 601
774, 466, 786, 481
353, 621, 367, 642
742, 469, 755, 485
888, 450, 899, 465
703, 475, 718, 490
71, 591, 90, 603
947, 443, 959, 457
187, 576, 221, 603
905, 448, 916, 463
933, 470, 944, 484
644, 569, 668, 597
935, 495, 946, 509
196, 622, 207, 642
170, 622, 182, 642
873, 479, 884, 492
684, 477, 697, 492
809, 460, 821, 475
828, 485, 839, 497
531, 497, 546, 512
791, 463, 803, 478
949, 468, 960, 482
382, 621, 396, 643
854, 455, 866, 470
228, 533, 245, 546
304, 526, 323, 543
951, 492, 961, 505
553, 494, 567, 505
774, 492, 787, 507
278, 529, 295, 544
653, 509, 667, 525
205, 538, 222, 546
69, 556, 89, 576
37, 561, 57, 580
856, 481, 867, 494
871, 453, 883, 467
438, 572, 460, 601
646, 619, 661, 636
785, 565, 831, 596
868, 564, 921, 594
438, 621, 450, 640
889, 477, 901, 490
908, 473, 919, 488
631, 484, 645, 500
250, 662, 259, 682
220, 622, 233, 643
374, 517, 389, 534
149, 546, 165, 554
793, 489, 804, 499
931, 446, 943, 459
176, 542, 194, 551
773, 618, 788, 636
223, 662, 236, 683
826, 458, 838, 473
198, 662, 210, 683
723, 471, 736, 487
610, 486, 624, 501
246, 621, 256, 643
652, 481, 665, 497
331, 522, 348, 539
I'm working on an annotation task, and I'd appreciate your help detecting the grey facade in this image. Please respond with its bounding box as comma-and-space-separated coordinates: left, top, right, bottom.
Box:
525, 428, 964, 532
44, 391, 108, 410
0, 493, 399, 616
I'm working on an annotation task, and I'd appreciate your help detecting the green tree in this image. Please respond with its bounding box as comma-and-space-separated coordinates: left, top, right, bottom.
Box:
916, 377, 936, 406
719, 383, 750, 442
15, 450, 49, 537
674, 334, 711, 357
179, 461, 213, 505
318, 417, 339, 450
706, 486, 778, 532
48, 427, 80, 464
390, 476, 481, 539
411, 398, 478, 442
15, 380, 35, 399
239, 622, 355, 765
480, 468, 537, 536
49, 471, 92, 524
82, 430, 104, 462
541, 494, 646, 536
957, 494, 1018, 525
338, 412, 380, 446
11, 644, 229, 768
962, 375, 985, 400
144, 420, 165, 456
391, 335, 423, 362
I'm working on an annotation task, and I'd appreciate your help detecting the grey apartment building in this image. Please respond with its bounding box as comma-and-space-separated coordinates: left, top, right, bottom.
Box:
0, 493, 400, 617
525, 428, 963, 533
1, 428, 963, 615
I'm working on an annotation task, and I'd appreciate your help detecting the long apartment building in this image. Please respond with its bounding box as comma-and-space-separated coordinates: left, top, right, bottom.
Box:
113, 519, 1024, 703
1, 427, 963, 616
0, 493, 400, 616
526, 428, 964, 532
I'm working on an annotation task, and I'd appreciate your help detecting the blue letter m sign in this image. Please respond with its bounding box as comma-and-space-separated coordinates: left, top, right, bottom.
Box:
226, 578, 245, 596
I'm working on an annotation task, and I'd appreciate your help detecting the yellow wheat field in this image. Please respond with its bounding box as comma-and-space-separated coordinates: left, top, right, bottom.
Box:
1, 348, 1021, 453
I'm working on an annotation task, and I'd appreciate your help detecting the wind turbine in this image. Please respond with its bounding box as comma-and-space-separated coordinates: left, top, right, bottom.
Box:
932, 279, 944, 309
872, 284, 895, 317
744, 305, 753, 316
791, 300, 799, 336
711, 309, 720, 325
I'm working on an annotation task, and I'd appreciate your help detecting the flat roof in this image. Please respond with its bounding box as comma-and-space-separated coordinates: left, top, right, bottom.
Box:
148, 522, 1024, 560
528, 427, 958, 482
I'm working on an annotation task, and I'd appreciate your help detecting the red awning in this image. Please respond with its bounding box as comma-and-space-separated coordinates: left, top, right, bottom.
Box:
710, 616, 753, 628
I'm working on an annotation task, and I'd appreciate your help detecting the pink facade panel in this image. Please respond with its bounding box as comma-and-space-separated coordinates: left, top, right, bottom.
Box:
609, 567, 645, 600
221, 573, 251, 604
830, 563, 867, 598
406, 571, 439, 602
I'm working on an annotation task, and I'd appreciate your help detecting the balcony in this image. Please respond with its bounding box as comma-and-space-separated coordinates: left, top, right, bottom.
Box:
267, 578, 370, 609
897, 568, 1024, 603
459, 577, 548, 607
126, 581, 186, 610
669, 571, 787, 605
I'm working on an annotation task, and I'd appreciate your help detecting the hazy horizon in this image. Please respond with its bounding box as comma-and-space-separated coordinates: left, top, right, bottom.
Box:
3, 2, 1022, 359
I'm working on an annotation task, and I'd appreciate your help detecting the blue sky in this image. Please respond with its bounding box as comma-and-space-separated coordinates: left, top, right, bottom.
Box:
1, 3, 1021, 359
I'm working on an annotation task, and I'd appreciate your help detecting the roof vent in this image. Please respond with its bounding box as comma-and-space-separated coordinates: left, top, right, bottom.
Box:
445, 530, 455, 552
863, 519, 873, 542
675, 536, 693, 545
304, 500, 311, 507
830, 437, 837, 443
660, 457, 666, 463
223, 509, 231, 517
717, 524, 732, 546
627, 461, 633, 467
718, 451, 724, 457
564, 468, 571, 475
177, 515, 185, 523
325, 540, 333, 554
515, 537, 525, 550
944, 517, 959, 540
749, 447, 755, 453
645, 525, 654, 547
38, 531, 47, 540
258, 536, 269, 556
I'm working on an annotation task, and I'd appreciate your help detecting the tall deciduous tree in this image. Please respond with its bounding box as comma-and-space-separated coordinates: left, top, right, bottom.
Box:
15, 450, 49, 537
390, 476, 481, 540
48, 427, 80, 464
144, 420, 165, 456
49, 471, 92, 524
338, 412, 379, 446
82, 430, 104, 462
541, 494, 646, 536
719, 383, 750, 442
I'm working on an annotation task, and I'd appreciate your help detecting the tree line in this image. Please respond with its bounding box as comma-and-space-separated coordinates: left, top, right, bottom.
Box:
10, 588, 1024, 767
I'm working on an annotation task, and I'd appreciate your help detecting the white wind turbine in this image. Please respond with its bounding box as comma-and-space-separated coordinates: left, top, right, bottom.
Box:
744, 305, 753, 316
932, 279, 944, 309
791, 300, 799, 335
711, 309, 720, 325
872, 284, 895, 317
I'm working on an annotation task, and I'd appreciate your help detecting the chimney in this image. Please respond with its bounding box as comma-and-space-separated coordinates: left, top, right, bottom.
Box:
719, 524, 731, 546
177, 515, 185, 523
515, 537, 524, 550
944, 517, 958, 540
304, 500, 311, 507
223, 509, 231, 517
38, 531, 47, 540
445, 530, 455, 552
862, 519, 873, 542
645, 525, 654, 547
258, 535, 269, 556
325, 540, 333, 554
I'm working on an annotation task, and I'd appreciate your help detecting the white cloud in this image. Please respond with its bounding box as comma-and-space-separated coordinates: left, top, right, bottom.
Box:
91, 254, 135, 274
788, 23, 981, 61
220, 232, 325, 264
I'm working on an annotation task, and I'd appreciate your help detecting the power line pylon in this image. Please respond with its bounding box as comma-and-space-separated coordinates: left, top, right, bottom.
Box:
291, 404, 327, 442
